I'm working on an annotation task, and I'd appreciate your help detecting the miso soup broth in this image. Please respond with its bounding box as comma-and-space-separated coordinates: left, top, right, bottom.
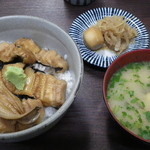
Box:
107, 62, 150, 140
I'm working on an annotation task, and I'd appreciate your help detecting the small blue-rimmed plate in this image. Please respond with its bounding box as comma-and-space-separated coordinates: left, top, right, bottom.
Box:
69, 7, 150, 68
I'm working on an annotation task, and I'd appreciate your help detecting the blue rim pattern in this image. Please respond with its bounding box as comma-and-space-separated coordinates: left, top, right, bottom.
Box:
69, 7, 150, 68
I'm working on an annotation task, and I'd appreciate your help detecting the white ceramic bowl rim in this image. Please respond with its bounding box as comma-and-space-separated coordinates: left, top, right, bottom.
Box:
0, 15, 83, 140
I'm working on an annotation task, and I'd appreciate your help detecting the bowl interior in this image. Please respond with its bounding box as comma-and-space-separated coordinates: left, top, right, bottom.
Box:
0, 15, 83, 142
103, 49, 150, 143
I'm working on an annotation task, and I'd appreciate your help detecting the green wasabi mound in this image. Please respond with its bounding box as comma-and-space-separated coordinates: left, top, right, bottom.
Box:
4, 66, 27, 90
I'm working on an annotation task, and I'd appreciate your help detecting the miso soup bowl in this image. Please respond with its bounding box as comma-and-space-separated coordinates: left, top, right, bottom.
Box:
103, 49, 150, 143
0, 15, 83, 142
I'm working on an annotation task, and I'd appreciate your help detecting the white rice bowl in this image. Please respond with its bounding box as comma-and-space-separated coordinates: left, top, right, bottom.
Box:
0, 15, 83, 142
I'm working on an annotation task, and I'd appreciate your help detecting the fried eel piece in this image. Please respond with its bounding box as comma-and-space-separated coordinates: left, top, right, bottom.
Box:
15, 38, 41, 54
15, 38, 68, 72
2, 64, 36, 97
0, 41, 36, 64
0, 42, 16, 62
0, 38, 69, 72
0, 71, 25, 119
2, 64, 67, 107
22, 99, 45, 124
14, 38, 41, 64
0, 71, 45, 132
0, 71, 44, 120
0, 118, 16, 133
14, 47, 36, 64
2, 63, 25, 94
34, 72, 67, 107
35, 49, 68, 72
0, 98, 45, 133
16, 98, 45, 131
